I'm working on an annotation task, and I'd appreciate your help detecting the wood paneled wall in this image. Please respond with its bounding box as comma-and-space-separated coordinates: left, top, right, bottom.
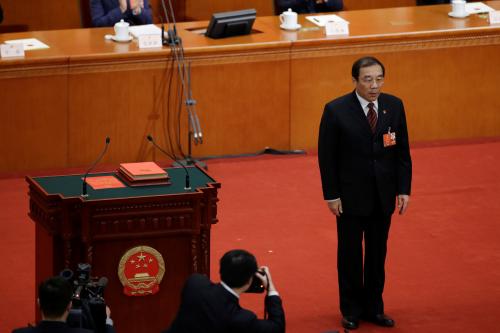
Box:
0, 0, 186, 31
3, 3, 499, 173
0, 0, 417, 31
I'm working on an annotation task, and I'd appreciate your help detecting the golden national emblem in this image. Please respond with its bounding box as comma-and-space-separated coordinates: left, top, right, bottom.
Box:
118, 245, 165, 296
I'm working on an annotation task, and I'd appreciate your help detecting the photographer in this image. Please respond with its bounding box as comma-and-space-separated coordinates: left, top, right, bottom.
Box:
163, 249, 285, 333
12, 276, 115, 333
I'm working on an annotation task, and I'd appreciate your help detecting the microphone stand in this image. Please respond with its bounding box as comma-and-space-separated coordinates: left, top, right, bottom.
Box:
174, 62, 206, 169
147, 135, 191, 191
160, 0, 206, 169
81, 137, 111, 198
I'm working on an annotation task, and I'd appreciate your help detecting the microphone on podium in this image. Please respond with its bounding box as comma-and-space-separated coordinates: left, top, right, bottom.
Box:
82, 137, 111, 198
146, 135, 191, 190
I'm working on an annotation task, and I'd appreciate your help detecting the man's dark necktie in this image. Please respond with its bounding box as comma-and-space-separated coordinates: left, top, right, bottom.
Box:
367, 102, 377, 133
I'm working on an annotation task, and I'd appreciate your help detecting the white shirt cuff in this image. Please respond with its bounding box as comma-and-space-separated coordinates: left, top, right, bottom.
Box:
268, 290, 279, 297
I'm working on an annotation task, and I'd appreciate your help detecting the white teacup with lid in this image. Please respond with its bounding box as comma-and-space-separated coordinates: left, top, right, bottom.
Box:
280, 8, 300, 30
450, 0, 468, 18
114, 19, 130, 41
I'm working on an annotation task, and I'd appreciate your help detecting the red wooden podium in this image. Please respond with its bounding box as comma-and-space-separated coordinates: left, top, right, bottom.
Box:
26, 166, 220, 333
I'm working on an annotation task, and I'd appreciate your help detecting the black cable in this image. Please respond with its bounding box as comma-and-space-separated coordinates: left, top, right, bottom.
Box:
163, 55, 177, 160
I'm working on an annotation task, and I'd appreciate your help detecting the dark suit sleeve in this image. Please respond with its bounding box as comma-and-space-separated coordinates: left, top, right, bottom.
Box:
318, 103, 341, 200
90, 0, 123, 27
133, 0, 153, 25
236, 296, 285, 333
396, 102, 412, 195
105, 324, 117, 333
232, 295, 285, 333
323, 0, 343, 11
274, 0, 306, 14
90, 0, 152, 27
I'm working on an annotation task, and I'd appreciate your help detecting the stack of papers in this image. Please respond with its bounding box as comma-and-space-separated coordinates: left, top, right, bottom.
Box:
4, 38, 49, 51
306, 14, 349, 27
129, 24, 162, 38
465, 2, 495, 14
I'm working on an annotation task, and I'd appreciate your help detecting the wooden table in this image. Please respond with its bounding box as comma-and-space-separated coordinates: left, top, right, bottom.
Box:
1, 2, 500, 173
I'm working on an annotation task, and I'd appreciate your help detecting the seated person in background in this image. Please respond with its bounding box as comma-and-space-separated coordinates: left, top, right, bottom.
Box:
12, 276, 115, 333
90, 0, 152, 27
416, 0, 450, 4
163, 249, 285, 333
275, 0, 343, 14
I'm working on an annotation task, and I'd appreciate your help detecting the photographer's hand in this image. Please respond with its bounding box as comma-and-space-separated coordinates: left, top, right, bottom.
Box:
105, 306, 114, 326
257, 266, 278, 294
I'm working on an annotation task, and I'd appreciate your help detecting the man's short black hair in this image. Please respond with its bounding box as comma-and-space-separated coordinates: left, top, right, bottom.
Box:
38, 276, 73, 318
352, 56, 385, 80
219, 249, 258, 288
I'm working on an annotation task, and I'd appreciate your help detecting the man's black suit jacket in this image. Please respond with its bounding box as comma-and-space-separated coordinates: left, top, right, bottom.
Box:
12, 321, 93, 333
318, 91, 412, 216
164, 274, 285, 333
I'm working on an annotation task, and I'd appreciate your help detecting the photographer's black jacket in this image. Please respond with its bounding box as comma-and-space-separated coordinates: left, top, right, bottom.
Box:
12, 321, 93, 333
163, 274, 285, 333
12, 320, 115, 333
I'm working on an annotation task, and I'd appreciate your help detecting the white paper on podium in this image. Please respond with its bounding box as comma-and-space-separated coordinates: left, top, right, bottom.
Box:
465, 2, 495, 14
129, 24, 162, 38
4, 38, 49, 51
306, 14, 349, 27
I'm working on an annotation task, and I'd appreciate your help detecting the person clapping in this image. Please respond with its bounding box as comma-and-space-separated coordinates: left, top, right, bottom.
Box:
90, 0, 153, 27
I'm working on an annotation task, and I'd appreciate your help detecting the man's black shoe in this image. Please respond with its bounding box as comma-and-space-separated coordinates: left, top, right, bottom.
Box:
363, 314, 395, 327
341, 316, 359, 330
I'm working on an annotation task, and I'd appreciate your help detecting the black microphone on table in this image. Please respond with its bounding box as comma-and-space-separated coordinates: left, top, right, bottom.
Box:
82, 137, 111, 198
146, 135, 191, 190
160, 0, 180, 45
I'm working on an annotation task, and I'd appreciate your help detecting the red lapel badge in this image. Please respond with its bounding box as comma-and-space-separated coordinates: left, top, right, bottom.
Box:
118, 245, 165, 296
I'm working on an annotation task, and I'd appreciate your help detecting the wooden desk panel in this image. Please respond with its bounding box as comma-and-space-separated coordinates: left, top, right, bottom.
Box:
0, 56, 69, 172
0, 75, 68, 171
190, 53, 291, 156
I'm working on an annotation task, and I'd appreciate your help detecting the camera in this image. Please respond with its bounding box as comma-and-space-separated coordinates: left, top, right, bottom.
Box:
60, 263, 108, 333
245, 269, 267, 293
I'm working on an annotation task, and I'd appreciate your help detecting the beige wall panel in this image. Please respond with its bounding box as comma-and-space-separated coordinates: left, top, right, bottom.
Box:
190, 57, 290, 156
0, 75, 68, 172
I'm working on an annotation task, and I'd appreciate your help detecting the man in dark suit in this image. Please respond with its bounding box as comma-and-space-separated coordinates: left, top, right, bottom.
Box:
90, 0, 153, 27
318, 56, 412, 330
275, 0, 343, 14
12, 276, 115, 333
163, 249, 285, 333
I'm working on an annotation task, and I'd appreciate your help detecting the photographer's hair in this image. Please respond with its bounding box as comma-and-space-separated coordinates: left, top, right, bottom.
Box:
38, 276, 73, 318
352, 56, 385, 81
219, 249, 258, 288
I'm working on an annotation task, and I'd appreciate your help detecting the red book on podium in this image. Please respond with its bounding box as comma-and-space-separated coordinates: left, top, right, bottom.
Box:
117, 162, 170, 186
